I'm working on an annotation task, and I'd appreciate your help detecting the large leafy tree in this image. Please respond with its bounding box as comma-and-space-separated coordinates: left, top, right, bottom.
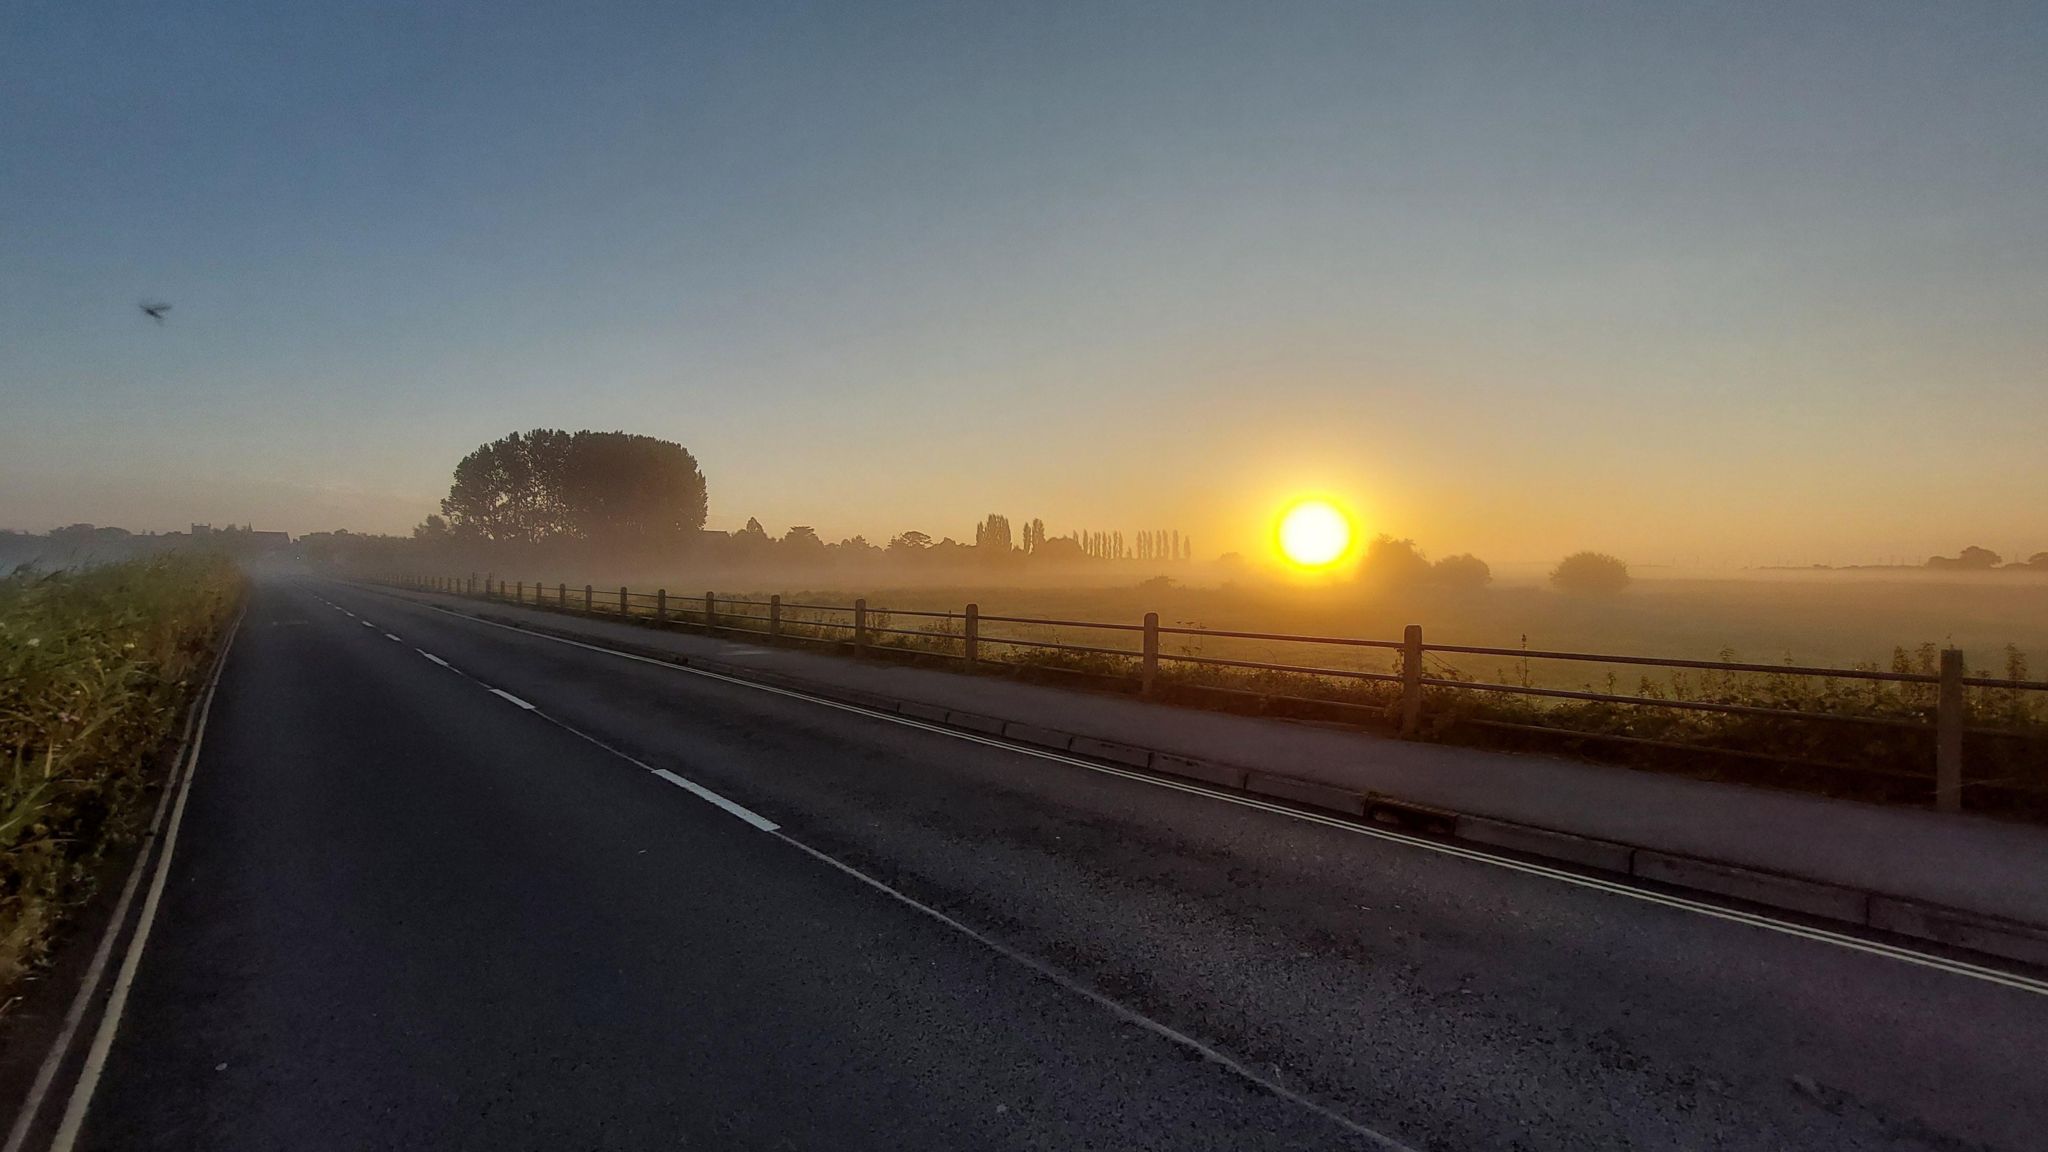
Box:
560, 431, 709, 547
440, 429, 706, 545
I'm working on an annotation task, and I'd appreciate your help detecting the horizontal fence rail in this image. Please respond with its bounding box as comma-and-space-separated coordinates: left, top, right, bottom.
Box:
392, 573, 2048, 813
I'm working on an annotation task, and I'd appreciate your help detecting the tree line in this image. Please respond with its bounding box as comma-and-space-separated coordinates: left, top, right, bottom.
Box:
405, 430, 1197, 568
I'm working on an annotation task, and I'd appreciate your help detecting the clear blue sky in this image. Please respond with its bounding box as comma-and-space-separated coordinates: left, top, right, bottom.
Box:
5, 1, 2044, 565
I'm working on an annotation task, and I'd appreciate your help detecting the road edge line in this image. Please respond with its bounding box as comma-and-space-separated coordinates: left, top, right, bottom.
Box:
0, 615, 239, 1152
46, 612, 244, 1152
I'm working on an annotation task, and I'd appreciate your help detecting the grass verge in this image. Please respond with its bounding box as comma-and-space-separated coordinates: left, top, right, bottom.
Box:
0, 554, 242, 994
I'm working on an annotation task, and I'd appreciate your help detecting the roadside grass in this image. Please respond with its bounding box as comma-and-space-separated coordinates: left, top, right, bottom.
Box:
0, 554, 242, 992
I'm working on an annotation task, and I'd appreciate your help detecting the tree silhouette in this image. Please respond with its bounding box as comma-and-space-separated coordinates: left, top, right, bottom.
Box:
975, 514, 1013, 552
562, 431, 709, 548
1552, 551, 1631, 594
1926, 546, 2003, 570
1432, 553, 1492, 589
1361, 535, 1431, 586
441, 429, 574, 541
440, 429, 705, 546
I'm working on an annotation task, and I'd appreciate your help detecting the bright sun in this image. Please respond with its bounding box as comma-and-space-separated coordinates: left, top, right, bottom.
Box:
1277, 499, 1353, 568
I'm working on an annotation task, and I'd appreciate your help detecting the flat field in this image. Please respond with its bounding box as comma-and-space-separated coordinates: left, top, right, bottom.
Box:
749, 571, 2048, 690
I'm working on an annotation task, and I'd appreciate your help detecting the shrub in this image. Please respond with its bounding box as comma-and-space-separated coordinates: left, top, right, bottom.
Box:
1360, 535, 1431, 586
1551, 551, 1631, 595
1432, 553, 1492, 590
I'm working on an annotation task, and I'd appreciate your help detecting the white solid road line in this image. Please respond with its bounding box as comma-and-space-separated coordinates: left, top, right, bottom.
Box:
769, 830, 1413, 1151
398, 594, 2048, 998
654, 769, 781, 831
418, 650, 450, 667
488, 687, 536, 710
0, 627, 237, 1152
48, 613, 243, 1152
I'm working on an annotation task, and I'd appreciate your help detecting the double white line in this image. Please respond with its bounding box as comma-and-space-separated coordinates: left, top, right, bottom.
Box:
3, 613, 244, 1152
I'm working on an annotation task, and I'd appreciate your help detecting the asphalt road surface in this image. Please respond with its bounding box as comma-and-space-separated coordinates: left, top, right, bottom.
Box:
70, 579, 2048, 1150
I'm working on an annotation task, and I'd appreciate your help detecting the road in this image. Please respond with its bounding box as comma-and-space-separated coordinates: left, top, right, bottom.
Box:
68, 579, 2048, 1149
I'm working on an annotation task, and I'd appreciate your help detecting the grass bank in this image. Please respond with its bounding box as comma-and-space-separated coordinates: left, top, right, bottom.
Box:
0, 554, 242, 992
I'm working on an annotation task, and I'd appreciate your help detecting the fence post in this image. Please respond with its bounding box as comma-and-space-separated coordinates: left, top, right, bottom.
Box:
656, 589, 667, 626
468, 573, 475, 595
515, 580, 523, 604
584, 584, 593, 612
769, 595, 782, 639
1401, 624, 1425, 737
558, 582, 566, 608
619, 586, 628, 616
964, 603, 979, 665
1141, 612, 1159, 695
704, 591, 716, 634
1937, 648, 1965, 813
854, 598, 868, 652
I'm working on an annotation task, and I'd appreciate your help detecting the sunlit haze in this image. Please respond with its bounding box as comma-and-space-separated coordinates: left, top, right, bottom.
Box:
5, 3, 2045, 566
1277, 499, 1353, 570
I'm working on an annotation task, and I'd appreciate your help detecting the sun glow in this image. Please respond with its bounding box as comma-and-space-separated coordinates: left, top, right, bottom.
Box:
1276, 499, 1354, 569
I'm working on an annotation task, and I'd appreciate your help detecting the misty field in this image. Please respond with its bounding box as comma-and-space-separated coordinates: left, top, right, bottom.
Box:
732, 571, 2048, 810
755, 572, 2048, 688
